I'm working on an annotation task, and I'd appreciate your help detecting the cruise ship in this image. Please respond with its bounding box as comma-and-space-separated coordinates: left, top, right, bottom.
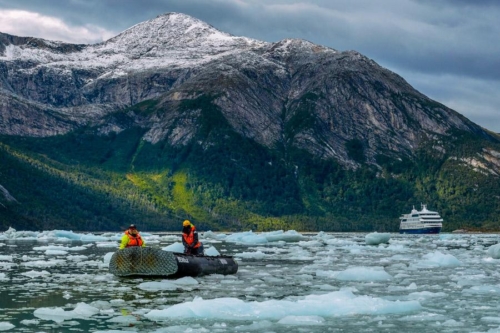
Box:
399, 204, 443, 234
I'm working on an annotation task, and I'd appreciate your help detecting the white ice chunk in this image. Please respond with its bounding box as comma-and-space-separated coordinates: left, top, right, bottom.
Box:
398, 311, 448, 322
173, 276, 199, 286
162, 242, 185, 253
365, 233, 391, 245
34, 302, 99, 323
225, 230, 304, 244
96, 242, 119, 248
22, 259, 66, 268
407, 291, 447, 301
234, 320, 273, 331
335, 266, 392, 281
33, 245, 71, 251
203, 231, 227, 240
442, 319, 463, 326
419, 251, 462, 267
462, 285, 500, 295
263, 230, 304, 242
137, 280, 179, 291
225, 231, 268, 244
20, 319, 39, 326
481, 317, 500, 323
278, 315, 325, 325
0, 322, 15, 331
204, 246, 221, 256
145, 290, 420, 321
45, 250, 68, 255
138, 276, 199, 292
49, 230, 84, 240
67, 255, 88, 262
235, 251, 266, 259
103, 252, 114, 264
90, 300, 113, 310
298, 240, 323, 248
21, 270, 50, 278
67, 246, 87, 251
79, 234, 110, 242
487, 244, 500, 259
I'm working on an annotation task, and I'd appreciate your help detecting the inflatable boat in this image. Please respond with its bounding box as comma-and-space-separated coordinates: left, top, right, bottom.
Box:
109, 247, 238, 278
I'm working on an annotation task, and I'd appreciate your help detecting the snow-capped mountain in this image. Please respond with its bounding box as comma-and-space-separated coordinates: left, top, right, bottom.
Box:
0, 12, 498, 168
1, 13, 265, 69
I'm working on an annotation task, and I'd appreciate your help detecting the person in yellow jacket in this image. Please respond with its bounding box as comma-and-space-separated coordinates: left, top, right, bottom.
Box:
119, 224, 146, 249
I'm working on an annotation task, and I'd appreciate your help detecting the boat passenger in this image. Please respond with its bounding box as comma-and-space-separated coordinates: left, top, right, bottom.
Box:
182, 220, 204, 255
119, 224, 145, 249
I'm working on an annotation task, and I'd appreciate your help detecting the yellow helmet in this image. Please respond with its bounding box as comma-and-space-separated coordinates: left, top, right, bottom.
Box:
182, 220, 191, 227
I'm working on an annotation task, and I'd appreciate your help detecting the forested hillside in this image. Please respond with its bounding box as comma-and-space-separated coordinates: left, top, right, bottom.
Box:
1, 97, 499, 232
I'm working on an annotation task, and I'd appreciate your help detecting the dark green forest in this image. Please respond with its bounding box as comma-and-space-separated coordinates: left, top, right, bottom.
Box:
0, 97, 499, 232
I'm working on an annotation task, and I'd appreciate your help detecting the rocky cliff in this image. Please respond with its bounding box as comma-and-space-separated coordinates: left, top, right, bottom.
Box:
1, 12, 497, 170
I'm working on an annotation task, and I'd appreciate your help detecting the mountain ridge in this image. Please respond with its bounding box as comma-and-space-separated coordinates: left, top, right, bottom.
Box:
0, 12, 499, 231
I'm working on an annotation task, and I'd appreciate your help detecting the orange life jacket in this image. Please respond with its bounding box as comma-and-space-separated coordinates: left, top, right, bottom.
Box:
125, 230, 144, 247
182, 225, 201, 248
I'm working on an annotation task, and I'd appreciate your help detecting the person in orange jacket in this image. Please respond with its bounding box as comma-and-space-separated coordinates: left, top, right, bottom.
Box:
119, 224, 146, 249
182, 220, 204, 255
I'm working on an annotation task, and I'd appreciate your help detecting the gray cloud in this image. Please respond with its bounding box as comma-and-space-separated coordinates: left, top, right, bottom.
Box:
0, 0, 499, 132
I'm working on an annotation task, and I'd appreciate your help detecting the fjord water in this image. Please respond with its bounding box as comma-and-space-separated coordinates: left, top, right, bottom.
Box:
1, 230, 500, 333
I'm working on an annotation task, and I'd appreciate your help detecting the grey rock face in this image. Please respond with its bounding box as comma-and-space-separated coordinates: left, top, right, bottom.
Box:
0, 13, 497, 167
0, 184, 17, 204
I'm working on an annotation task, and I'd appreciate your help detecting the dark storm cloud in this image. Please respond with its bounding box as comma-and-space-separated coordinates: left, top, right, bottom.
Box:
0, 0, 499, 131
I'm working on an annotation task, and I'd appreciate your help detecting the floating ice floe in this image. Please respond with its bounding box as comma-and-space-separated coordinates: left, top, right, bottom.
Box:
334, 266, 393, 281
225, 230, 303, 245
278, 315, 325, 325
0, 322, 15, 331
138, 276, 198, 291
407, 291, 447, 301
462, 285, 500, 295
235, 251, 266, 259
162, 242, 185, 253
144, 290, 421, 321
95, 242, 119, 248
34, 302, 100, 323
365, 232, 391, 245
203, 230, 227, 240
412, 251, 462, 269
225, 231, 269, 244
204, 246, 221, 256
20, 270, 51, 279
103, 252, 114, 264
487, 244, 500, 259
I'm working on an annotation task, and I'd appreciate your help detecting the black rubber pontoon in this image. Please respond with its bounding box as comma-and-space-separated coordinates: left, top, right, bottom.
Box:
109, 247, 238, 277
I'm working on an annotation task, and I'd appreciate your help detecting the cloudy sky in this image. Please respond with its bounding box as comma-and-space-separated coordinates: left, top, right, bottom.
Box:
1, 0, 499, 133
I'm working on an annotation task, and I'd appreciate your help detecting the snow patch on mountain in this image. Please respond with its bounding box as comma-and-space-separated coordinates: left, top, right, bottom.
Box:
0, 12, 267, 75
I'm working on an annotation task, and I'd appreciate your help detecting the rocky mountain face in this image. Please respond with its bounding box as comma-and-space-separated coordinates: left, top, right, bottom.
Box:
1, 12, 498, 171
1, 13, 499, 232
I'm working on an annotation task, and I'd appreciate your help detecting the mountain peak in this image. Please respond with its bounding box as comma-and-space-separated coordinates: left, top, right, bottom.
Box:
103, 12, 262, 51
